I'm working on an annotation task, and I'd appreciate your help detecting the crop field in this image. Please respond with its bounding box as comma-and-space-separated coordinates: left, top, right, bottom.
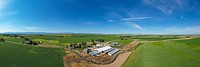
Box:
1, 34, 135, 46
122, 38, 200, 67
57, 35, 120, 44
111, 39, 134, 44
0, 42, 65, 67
132, 35, 178, 41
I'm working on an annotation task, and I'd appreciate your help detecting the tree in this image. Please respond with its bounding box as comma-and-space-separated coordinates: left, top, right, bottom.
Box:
101, 39, 105, 42
81, 42, 87, 47
78, 44, 82, 48
159, 35, 163, 37
91, 42, 96, 45
0, 38, 5, 42
74, 43, 78, 48
33, 42, 38, 45
90, 39, 94, 42
24, 38, 30, 41
70, 44, 73, 48
23, 38, 33, 45
65, 45, 68, 48
29, 40, 33, 45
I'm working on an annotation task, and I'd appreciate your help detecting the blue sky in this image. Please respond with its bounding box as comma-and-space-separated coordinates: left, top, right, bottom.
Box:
0, 0, 200, 34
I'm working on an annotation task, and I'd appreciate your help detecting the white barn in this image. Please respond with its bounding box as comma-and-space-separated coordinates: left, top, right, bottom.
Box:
94, 46, 112, 52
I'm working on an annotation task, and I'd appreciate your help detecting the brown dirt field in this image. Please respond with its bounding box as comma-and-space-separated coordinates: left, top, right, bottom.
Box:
88, 51, 132, 67
87, 41, 139, 67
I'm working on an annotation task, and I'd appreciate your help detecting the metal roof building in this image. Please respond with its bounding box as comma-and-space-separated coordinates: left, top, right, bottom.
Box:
104, 48, 115, 53
108, 49, 119, 56
94, 46, 112, 52
89, 51, 100, 56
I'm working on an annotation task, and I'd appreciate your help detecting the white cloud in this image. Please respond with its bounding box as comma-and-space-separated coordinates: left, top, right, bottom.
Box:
121, 17, 151, 21
125, 22, 145, 30
190, 1, 198, 11
142, 0, 186, 15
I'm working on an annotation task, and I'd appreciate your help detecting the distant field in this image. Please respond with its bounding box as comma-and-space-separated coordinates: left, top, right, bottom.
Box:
1, 34, 180, 46
0, 42, 65, 67
123, 38, 200, 67
112, 39, 133, 44
14, 34, 123, 45
175, 38, 200, 47
58, 35, 119, 44
133, 35, 178, 41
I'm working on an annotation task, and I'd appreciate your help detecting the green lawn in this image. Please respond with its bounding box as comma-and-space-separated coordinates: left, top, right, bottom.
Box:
123, 38, 200, 67
0, 42, 65, 67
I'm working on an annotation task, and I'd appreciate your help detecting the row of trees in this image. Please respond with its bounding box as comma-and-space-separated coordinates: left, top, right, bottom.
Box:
66, 39, 102, 49
22, 38, 38, 45
67, 42, 88, 49
90, 39, 105, 43
121, 38, 128, 40
0, 38, 5, 42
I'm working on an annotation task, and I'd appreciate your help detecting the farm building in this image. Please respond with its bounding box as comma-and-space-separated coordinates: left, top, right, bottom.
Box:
111, 42, 118, 45
85, 45, 120, 56
83, 48, 92, 54
104, 48, 115, 53
83, 48, 89, 54
108, 49, 119, 56
89, 51, 100, 56
94, 46, 112, 52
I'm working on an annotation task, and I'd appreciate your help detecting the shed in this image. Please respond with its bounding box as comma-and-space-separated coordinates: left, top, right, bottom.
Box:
89, 51, 100, 56
108, 49, 119, 56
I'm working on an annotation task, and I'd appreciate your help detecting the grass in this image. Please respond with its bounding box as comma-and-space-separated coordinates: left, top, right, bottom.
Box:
134, 37, 177, 41
0, 42, 65, 67
175, 38, 200, 47
122, 38, 200, 67
3, 37, 24, 43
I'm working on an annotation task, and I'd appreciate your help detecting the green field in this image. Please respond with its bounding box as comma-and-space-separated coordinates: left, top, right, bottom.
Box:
123, 38, 200, 67
0, 42, 65, 67
133, 35, 178, 41
3, 34, 125, 45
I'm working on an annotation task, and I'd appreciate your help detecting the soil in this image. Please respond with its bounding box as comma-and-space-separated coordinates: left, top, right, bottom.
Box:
88, 52, 132, 67
64, 41, 140, 67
